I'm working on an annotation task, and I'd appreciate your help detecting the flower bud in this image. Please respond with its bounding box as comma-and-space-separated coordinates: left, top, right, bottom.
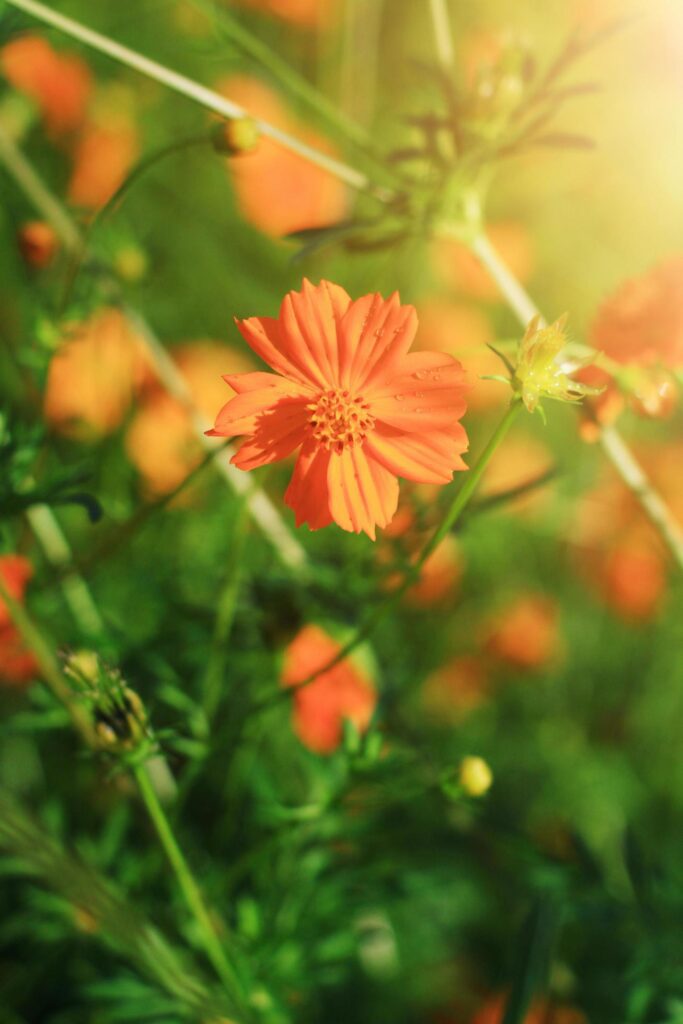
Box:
211, 116, 260, 156
513, 314, 603, 417
458, 755, 493, 797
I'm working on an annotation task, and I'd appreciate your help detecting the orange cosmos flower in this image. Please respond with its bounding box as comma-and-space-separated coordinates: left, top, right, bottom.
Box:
68, 116, 139, 209
1, 35, 91, 137
216, 75, 347, 236
126, 342, 254, 496
0, 556, 38, 687
422, 654, 490, 724
282, 625, 376, 754
232, 0, 337, 27
484, 594, 561, 671
44, 308, 149, 439
590, 257, 683, 370
209, 280, 470, 538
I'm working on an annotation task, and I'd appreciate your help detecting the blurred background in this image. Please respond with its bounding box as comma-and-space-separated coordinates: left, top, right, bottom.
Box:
0, 1, 682, 1022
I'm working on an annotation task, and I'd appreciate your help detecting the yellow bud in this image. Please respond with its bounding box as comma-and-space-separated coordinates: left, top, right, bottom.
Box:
513, 313, 603, 417
212, 116, 260, 156
114, 245, 148, 283
459, 755, 493, 797
65, 650, 100, 684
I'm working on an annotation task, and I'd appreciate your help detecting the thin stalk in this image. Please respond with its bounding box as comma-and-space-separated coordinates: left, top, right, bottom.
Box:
5, 0, 391, 200
256, 401, 522, 710
0, 575, 98, 747
599, 425, 683, 570
429, 0, 456, 72
0, 122, 308, 572
133, 762, 245, 1003
468, 229, 683, 572
25, 504, 105, 636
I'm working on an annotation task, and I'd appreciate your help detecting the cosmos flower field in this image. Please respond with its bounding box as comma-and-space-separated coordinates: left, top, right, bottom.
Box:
0, 1, 682, 1022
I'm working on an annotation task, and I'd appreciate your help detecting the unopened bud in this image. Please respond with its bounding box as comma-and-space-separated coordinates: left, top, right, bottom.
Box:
212, 116, 260, 156
459, 755, 493, 797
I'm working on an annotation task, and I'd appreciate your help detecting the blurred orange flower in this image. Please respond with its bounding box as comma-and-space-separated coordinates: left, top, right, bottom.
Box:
422, 654, 489, 723
282, 624, 376, 754
569, 449, 680, 621
0, 556, 38, 687
484, 594, 561, 671
44, 308, 149, 439
232, 0, 337, 27
216, 75, 347, 236
126, 392, 203, 498
600, 538, 666, 622
590, 257, 683, 370
1, 34, 91, 137
433, 222, 534, 303
208, 279, 470, 538
126, 342, 254, 496
471, 994, 585, 1024
68, 115, 139, 209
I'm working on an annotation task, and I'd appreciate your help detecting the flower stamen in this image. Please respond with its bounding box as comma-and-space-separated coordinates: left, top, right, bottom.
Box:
307, 388, 375, 452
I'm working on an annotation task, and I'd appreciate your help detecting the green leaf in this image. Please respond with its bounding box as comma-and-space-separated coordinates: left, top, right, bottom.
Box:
501, 899, 562, 1024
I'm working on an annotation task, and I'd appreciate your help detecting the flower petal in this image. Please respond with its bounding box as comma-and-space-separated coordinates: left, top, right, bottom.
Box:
236, 314, 322, 389
327, 445, 399, 539
284, 440, 333, 530
209, 379, 309, 437
282, 279, 351, 387
365, 423, 469, 484
369, 351, 469, 432
279, 279, 351, 390
341, 292, 418, 391
231, 402, 309, 470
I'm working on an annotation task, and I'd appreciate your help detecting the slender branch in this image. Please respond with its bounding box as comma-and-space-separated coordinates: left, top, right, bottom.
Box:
255, 401, 523, 712
599, 425, 683, 569
4, 0, 392, 200
25, 504, 105, 636
133, 763, 246, 1005
0, 122, 308, 572
467, 229, 683, 572
429, 0, 456, 72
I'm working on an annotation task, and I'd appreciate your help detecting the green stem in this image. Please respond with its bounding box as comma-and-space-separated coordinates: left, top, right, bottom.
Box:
132, 762, 246, 1005
256, 401, 522, 711
414, 399, 522, 568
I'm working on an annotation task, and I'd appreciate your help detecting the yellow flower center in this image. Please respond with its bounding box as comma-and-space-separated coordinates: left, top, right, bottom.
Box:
307, 388, 375, 452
